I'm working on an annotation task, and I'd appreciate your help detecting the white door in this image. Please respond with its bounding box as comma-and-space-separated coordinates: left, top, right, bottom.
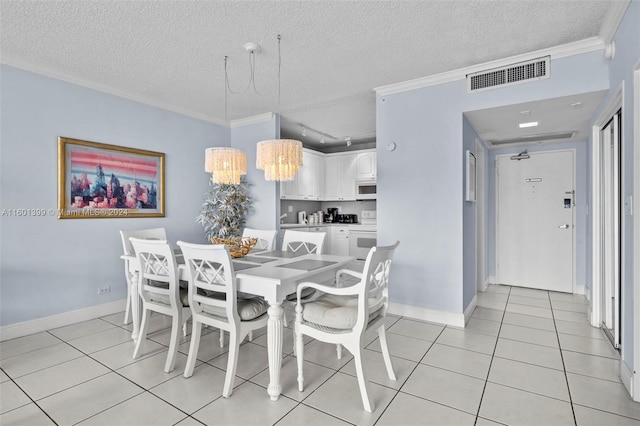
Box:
497, 150, 575, 292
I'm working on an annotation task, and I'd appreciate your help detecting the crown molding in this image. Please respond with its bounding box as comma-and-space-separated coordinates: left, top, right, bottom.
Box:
0, 57, 227, 127
375, 37, 605, 97
230, 112, 274, 128
599, 0, 631, 44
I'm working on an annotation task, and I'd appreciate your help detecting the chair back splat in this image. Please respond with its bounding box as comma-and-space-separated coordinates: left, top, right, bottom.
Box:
242, 228, 277, 251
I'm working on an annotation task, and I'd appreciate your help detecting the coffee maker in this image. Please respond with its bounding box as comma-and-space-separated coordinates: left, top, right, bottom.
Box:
326, 208, 339, 223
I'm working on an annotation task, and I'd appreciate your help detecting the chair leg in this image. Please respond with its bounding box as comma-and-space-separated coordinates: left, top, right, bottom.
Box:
248, 330, 253, 342
336, 343, 342, 359
124, 284, 132, 325
222, 330, 239, 398
132, 308, 150, 359
378, 325, 397, 381
295, 304, 305, 391
184, 321, 202, 378
295, 325, 305, 392
353, 346, 374, 413
219, 328, 224, 348
164, 312, 182, 373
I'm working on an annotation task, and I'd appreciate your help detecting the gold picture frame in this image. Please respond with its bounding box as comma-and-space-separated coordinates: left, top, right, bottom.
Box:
57, 137, 165, 219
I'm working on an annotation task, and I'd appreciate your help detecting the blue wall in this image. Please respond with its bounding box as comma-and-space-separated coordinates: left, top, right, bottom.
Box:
0, 65, 227, 326
230, 115, 281, 230
462, 116, 480, 309
377, 50, 609, 314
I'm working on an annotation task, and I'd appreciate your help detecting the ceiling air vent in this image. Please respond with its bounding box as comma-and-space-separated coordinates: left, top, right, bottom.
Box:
467, 56, 550, 92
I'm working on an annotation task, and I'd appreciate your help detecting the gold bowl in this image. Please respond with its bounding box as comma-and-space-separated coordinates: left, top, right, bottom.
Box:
211, 236, 257, 258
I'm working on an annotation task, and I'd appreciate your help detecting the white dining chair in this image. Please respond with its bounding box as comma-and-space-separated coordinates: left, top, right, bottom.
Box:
281, 229, 326, 254
119, 228, 167, 326
178, 241, 269, 398
129, 237, 191, 373
281, 230, 327, 328
294, 241, 399, 413
242, 228, 277, 251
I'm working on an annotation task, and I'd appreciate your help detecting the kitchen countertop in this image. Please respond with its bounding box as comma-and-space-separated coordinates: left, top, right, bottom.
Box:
280, 223, 365, 229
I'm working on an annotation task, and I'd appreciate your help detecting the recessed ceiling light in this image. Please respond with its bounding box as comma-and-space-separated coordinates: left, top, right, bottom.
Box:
519, 110, 531, 115
519, 121, 539, 128
570, 102, 583, 108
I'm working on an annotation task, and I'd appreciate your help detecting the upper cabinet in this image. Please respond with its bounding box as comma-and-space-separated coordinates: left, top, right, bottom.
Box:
281, 149, 372, 201
281, 149, 324, 200
355, 150, 376, 181
324, 153, 357, 201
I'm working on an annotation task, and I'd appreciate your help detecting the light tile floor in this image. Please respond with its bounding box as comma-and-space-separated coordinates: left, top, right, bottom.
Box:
2, 285, 640, 425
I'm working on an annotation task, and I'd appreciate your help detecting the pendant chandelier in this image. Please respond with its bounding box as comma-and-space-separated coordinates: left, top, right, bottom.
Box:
256, 139, 302, 181
205, 147, 247, 185
220, 34, 302, 182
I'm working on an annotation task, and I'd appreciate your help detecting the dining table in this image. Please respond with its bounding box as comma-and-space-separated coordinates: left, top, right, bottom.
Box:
123, 247, 355, 401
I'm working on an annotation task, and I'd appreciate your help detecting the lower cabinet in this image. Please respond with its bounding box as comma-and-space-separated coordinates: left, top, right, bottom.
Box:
330, 226, 350, 256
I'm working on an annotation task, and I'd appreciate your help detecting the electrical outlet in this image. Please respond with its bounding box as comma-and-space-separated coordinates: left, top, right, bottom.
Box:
288, 205, 293, 212
98, 286, 111, 295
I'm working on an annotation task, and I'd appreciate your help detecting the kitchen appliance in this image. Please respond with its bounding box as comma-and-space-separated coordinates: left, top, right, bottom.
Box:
356, 180, 377, 200
297, 211, 307, 224
338, 214, 358, 224
349, 210, 377, 260
326, 208, 339, 223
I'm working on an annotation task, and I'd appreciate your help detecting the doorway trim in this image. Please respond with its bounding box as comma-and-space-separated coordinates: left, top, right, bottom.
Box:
632, 62, 640, 401
476, 139, 487, 292
590, 84, 623, 329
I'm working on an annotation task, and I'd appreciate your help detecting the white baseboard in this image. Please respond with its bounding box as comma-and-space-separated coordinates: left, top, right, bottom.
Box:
574, 283, 586, 295
621, 360, 636, 401
388, 301, 465, 327
487, 275, 496, 286
478, 279, 489, 293
0, 299, 127, 342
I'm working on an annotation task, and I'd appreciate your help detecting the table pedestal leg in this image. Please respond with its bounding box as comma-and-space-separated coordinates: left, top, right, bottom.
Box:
266, 302, 284, 401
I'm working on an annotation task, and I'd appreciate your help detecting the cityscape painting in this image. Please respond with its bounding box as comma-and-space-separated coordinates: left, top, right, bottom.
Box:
57, 137, 165, 219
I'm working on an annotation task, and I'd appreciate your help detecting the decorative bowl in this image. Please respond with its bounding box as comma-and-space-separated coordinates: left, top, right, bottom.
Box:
211, 236, 257, 258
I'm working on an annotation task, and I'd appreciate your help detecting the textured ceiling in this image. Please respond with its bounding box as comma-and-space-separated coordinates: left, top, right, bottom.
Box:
0, 1, 615, 150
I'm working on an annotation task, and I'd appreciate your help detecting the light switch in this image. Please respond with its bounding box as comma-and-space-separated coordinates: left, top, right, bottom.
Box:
288, 205, 293, 212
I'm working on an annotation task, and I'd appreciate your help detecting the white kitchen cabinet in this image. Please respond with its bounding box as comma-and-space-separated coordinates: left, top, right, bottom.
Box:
324, 153, 357, 201
330, 226, 350, 256
280, 149, 324, 200
356, 150, 376, 181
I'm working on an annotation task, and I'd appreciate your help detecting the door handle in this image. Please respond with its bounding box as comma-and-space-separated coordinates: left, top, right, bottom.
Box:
558, 224, 570, 229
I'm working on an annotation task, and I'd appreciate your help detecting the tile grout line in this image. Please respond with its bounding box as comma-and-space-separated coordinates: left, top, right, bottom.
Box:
548, 291, 578, 426
473, 286, 510, 426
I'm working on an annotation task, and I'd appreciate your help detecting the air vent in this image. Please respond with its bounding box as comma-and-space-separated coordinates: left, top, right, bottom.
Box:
467, 56, 550, 92
488, 131, 575, 146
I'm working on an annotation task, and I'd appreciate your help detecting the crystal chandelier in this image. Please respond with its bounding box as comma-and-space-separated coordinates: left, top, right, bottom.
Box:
205, 147, 247, 185
256, 139, 302, 181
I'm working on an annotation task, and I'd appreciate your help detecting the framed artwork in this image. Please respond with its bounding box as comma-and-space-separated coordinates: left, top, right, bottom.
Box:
465, 150, 476, 202
57, 137, 165, 219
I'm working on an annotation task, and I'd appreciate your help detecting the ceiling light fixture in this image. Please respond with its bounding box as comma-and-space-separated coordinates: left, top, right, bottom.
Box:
519, 121, 539, 128
255, 35, 303, 181
205, 147, 247, 185
257, 139, 303, 181
295, 122, 337, 144
345, 137, 352, 147
570, 102, 583, 108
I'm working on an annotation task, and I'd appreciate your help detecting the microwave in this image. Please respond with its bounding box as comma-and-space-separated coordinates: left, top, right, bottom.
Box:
356, 180, 377, 200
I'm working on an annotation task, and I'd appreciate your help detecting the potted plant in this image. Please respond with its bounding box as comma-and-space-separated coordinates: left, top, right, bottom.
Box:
196, 178, 252, 242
